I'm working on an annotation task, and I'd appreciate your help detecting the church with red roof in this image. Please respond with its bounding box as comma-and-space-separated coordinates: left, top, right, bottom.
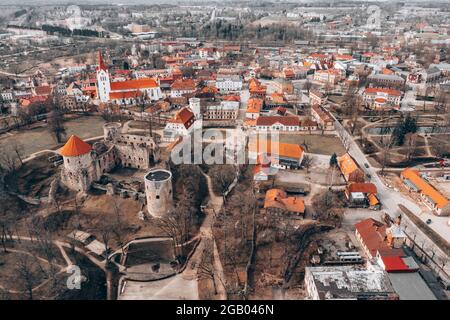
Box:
96, 51, 163, 104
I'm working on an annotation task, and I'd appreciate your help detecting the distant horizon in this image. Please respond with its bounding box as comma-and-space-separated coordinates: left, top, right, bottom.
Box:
0, 0, 449, 6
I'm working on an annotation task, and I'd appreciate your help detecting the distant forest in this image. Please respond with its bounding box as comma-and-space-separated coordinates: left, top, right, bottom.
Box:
42, 24, 102, 38
181, 21, 314, 42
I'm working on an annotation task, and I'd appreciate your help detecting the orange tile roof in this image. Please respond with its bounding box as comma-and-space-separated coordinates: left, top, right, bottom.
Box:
244, 119, 257, 126
109, 90, 142, 100
335, 54, 353, 61
249, 78, 266, 93
309, 53, 329, 59
401, 168, 448, 209
270, 92, 285, 103
368, 193, 380, 206
59, 135, 92, 157
110, 78, 158, 91
364, 87, 401, 96
246, 98, 263, 113
202, 86, 218, 94
382, 68, 394, 75
337, 153, 364, 182
264, 188, 305, 213
249, 139, 304, 160
223, 95, 240, 102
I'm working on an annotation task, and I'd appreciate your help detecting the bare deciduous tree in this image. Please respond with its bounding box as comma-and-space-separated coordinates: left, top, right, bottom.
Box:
301, 154, 314, 173
14, 254, 39, 300
198, 240, 218, 296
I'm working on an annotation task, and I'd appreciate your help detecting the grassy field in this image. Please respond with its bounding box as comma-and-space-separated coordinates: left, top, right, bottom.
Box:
0, 116, 105, 157
280, 134, 346, 155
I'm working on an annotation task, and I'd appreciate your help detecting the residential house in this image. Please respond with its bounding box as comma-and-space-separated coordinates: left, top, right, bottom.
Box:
264, 188, 305, 217
401, 168, 450, 216
245, 98, 263, 119
163, 107, 196, 142
310, 105, 334, 131
216, 74, 243, 92
309, 90, 327, 106
345, 182, 380, 209
314, 69, 342, 85
203, 96, 240, 120
249, 78, 267, 97
170, 79, 196, 98
337, 153, 365, 183
363, 88, 402, 110
248, 139, 305, 169
367, 74, 405, 88
255, 116, 301, 132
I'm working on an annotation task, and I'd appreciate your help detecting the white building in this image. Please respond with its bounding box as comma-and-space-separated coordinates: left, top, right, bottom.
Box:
255, 116, 301, 132
216, 75, 243, 92
96, 51, 162, 104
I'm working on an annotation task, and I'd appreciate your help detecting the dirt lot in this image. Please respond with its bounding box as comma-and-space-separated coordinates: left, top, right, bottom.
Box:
280, 134, 345, 155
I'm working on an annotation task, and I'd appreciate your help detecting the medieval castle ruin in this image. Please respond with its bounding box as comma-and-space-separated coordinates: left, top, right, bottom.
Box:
58, 123, 172, 218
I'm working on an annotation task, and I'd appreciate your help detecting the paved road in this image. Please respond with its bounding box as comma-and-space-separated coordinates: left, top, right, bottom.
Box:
334, 119, 450, 278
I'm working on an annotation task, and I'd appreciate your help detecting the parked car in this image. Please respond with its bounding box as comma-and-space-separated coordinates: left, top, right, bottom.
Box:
426, 219, 432, 225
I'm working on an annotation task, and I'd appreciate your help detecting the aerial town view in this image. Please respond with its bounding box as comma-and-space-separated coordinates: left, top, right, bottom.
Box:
0, 0, 449, 307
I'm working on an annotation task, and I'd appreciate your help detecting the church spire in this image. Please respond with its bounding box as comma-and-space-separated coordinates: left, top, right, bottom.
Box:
97, 50, 107, 71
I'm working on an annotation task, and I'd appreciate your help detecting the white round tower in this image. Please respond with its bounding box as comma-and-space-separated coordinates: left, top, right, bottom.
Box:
145, 169, 173, 218
59, 135, 94, 192
103, 122, 122, 142
189, 97, 201, 120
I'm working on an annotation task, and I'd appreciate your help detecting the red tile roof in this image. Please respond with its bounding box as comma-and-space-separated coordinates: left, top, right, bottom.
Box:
380, 256, 409, 272
109, 90, 142, 100
97, 50, 107, 71
364, 87, 401, 96
34, 85, 52, 96
110, 78, 158, 91
171, 79, 196, 91
355, 218, 389, 258
347, 183, 377, 194
256, 116, 300, 127
223, 95, 240, 102
168, 107, 195, 129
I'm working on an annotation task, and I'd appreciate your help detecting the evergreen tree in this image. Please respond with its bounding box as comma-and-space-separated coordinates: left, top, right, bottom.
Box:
330, 153, 338, 167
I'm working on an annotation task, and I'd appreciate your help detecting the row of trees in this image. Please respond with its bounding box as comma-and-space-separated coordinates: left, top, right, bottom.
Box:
391, 115, 417, 146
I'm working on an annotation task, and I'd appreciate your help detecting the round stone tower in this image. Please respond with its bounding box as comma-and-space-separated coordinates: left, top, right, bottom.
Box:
103, 122, 122, 142
144, 169, 173, 218
59, 135, 94, 192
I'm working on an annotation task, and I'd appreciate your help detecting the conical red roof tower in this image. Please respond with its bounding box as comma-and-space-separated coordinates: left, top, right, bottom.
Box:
59, 135, 92, 157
